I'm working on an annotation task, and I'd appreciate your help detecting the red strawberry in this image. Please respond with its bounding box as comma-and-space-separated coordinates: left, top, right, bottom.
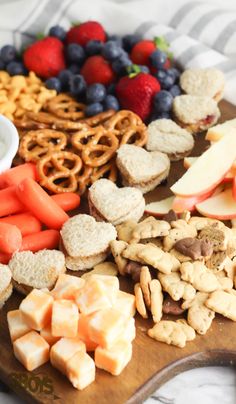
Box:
81, 55, 115, 85
66, 21, 106, 46
131, 36, 172, 68
116, 72, 160, 121
130, 40, 156, 66
23, 37, 65, 79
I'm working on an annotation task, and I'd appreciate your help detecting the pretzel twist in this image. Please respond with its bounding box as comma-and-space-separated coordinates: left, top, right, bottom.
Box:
91, 159, 118, 183
19, 129, 67, 162
47, 94, 86, 120
37, 151, 83, 193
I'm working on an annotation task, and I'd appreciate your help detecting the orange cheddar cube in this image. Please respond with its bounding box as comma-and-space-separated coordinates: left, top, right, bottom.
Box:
88, 308, 127, 348
75, 278, 113, 314
51, 274, 85, 300
77, 314, 98, 352
40, 324, 60, 346
88, 274, 119, 305
115, 290, 136, 318
51, 300, 79, 338
50, 337, 86, 375
19, 289, 53, 331
95, 340, 132, 376
7, 310, 31, 342
13, 331, 50, 371
66, 351, 95, 390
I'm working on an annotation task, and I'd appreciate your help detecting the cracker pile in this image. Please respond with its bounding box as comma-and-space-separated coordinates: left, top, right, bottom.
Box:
16, 94, 148, 195
0, 71, 56, 121
110, 211, 236, 348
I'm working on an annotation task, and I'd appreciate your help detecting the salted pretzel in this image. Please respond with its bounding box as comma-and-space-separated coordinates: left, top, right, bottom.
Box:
46, 94, 86, 121
37, 151, 83, 193
14, 117, 50, 130
76, 165, 93, 195
81, 109, 115, 127
19, 129, 67, 163
72, 126, 119, 167
25, 111, 88, 131
91, 159, 118, 183
119, 123, 148, 147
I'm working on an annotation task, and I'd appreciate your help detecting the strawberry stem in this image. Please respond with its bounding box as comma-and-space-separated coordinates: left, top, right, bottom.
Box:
154, 36, 173, 59
126, 64, 142, 78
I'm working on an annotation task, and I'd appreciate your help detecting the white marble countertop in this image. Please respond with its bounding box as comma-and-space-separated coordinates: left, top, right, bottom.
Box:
0, 366, 235, 403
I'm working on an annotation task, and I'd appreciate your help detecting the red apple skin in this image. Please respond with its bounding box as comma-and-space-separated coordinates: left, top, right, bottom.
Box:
232, 177, 236, 202
196, 188, 236, 220
172, 190, 214, 213
195, 208, 236, 220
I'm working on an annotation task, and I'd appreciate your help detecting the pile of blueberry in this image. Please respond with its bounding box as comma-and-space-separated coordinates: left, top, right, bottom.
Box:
0, 45, 26, 76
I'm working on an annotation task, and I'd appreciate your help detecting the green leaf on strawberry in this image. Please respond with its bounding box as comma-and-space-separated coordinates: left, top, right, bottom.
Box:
154, 36, 173, 60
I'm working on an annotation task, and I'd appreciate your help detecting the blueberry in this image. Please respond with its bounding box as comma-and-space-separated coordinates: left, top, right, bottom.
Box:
86, 83, 106, 104
1, 45, 17, 64
103, 95, 119, 111
112, 55, 132, 75
85, 102, 103, 117
161, 74, 175, 90
138, 65, 150, 74
107, 35, 122, 47
153, 112, 171, 120
167, 67, 180, 81
6, 61, 26, 76
49, 25, 66, 42
102, 41, 122, 61
0, 58, 5, 70
122, 34, 142, 52
107, 83, 116, 95
45, 77, 61, 92
153, 90, 173, 113
68, 64, 80, 74
69, 74, 86, 96
155, 69, 167, 85
150, 49, 167, 69
58, 69, 73, 90
85, 40, 103, 56
169, 84, 181, 97
66, 43, 85, 66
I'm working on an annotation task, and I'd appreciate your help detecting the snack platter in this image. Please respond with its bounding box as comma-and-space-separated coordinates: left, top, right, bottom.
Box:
0, 20, 236, 404
0, 101, 235, 404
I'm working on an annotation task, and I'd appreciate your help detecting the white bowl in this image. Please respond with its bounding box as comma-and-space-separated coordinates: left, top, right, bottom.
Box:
0, 115, 19, 174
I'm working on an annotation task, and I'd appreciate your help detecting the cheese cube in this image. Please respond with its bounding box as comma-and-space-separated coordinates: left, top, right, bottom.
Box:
50, 337, 86, 374
13, 331, 50, 371
115, 290, 136, 318
40, 324, 60, 346
88, 308, 127, 348
7, 310, 31, 342
75, 278, 113, 314
95, 340, 132, 375
77, 314, 98, 351
51, 300, 79, 338
51, 274, 85, 300
66, 351, 95, 390
122, 317, 136, 343
19, 289, 53, 331
88, 274, 119, 305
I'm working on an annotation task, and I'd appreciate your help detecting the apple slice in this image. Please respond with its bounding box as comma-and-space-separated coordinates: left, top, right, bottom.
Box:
206, 118, 236, 142
232, 177, 236, 202
196, 188, 236, 219
145, 196, 175, 216
172, 189, 213, 213
183, 157, 198, 169
171, 133, 236, 197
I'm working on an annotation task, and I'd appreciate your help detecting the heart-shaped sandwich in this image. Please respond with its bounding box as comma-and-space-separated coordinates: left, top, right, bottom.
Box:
0, 264, 12, 308
88, 179, 145, 225
60, 214, 117, 271
116, 144, 170, 194
9, 250, 66, 294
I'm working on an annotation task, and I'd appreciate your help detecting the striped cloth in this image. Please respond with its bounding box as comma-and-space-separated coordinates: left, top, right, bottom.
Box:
1, 0, 236, 103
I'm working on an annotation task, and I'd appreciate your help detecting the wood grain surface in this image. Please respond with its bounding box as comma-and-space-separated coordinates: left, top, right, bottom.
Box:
0, 100, 236, 404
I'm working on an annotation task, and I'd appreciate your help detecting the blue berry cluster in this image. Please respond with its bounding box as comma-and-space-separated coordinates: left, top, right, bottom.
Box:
0, 45, 27, 75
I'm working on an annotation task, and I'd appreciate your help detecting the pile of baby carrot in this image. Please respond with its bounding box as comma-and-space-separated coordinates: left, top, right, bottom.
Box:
0, 163, 80, 264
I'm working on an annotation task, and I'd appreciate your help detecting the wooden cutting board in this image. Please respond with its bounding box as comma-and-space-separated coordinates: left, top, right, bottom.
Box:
0, 100, 236, 404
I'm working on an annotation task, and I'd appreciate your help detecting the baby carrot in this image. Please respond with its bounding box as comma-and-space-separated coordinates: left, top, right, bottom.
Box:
0, 222, 22, 254
51, 193, 80, 212
0, 213, 42, 236
0, 163, 38, 189
20, 229, 60, 252
0, 187, 25, 218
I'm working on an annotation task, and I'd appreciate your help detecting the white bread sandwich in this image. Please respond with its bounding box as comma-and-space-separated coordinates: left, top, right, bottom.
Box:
146, 119, 194, 161
0, 264, 13, 308
60, 214, 117, 271
180, 68, 225, 102
172, 95, 220, 133
116, 144, 170, 194
88, 178, 145, 224
9, 250, 66, 295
